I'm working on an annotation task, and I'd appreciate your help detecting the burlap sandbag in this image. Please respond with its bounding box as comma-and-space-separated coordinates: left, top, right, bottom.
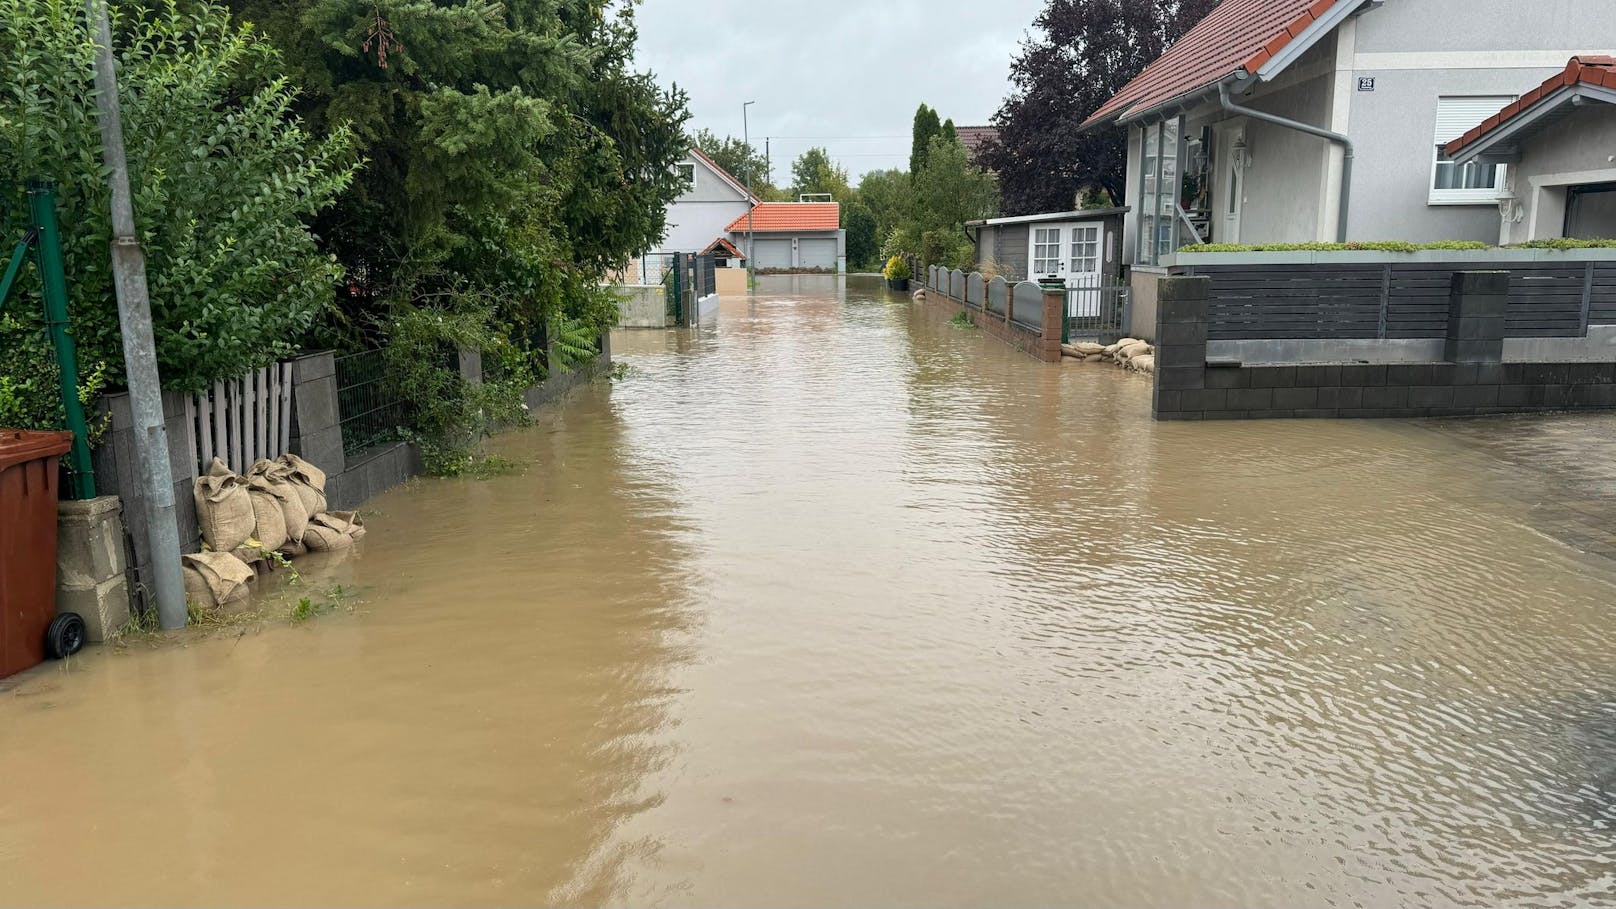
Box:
248, 459, 309, 543
1128, 354, 1156, 374
181, 551, 254, 609
1073, 342, 1107, 356
303, 512, 356, 552
192, 458, 254, 553
276, 453, 328, 518
328, 510, 365, 541
1117, 342, 1151, 362
245, 483, 289, 552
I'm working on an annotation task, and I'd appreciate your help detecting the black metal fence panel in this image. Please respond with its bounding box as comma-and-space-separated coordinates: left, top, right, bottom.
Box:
335, 349, 408, 456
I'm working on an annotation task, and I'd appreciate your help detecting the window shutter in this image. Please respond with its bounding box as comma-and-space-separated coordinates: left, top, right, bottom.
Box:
1433, 96, 1516, 144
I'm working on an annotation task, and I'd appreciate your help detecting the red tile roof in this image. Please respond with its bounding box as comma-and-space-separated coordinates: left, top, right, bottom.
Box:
726, 203, 840, 233
701, 237, 744, 258
1445, 56, 1616, 157
955, 126, 999, 156
1084, 0, 1349, 128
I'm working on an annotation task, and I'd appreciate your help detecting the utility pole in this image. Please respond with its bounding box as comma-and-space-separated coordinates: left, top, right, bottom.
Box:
743, 101, 756, 272
85, 0, 187, 631
765, 137, 771, 187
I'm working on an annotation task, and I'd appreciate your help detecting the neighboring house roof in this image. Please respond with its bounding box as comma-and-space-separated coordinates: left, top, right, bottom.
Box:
955, 126, 999, 156
1083, 0, 1361, 128
689, 147, 760, 204
965, 207, 1130, 228
701, 237, 744, 258
726, 203, 840, 233
1446, 56, 1616, 161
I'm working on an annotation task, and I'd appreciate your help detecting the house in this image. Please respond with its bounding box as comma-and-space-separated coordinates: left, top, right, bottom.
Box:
661, 148, 759, 258
1446, 56, 1616, 243
955, 125, 1000, 166
966, 208, 1129, 284
1080, 0, 1614, 271
726, 202, 846, 273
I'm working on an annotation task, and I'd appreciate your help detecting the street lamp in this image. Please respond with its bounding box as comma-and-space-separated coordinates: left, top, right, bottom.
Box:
743, 101, 756, 274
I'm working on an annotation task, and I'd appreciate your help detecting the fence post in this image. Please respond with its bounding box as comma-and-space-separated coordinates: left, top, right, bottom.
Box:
1041, 287, 1064, 362
1445, 271, 1508, 365
289, 351, 346, 478
458, 348, 483, 386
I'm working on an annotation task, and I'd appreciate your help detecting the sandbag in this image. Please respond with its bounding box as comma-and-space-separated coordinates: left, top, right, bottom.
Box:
192, 458, 254, 553
1128, 354, 1156, 373
246, 484, 289, 552
1117, 342, 1151, 362
181, 551, 254, 609
329, 510, 365, 541
1073, 342, 1107, 356
304, 511, 358, 552
276, 453, 329, 517
248, 459, 309, 543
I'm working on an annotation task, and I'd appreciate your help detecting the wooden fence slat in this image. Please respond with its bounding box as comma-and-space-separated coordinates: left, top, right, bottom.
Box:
184, 395, 200, 476
269, 366, 282, 456
279, 363, 294, 455
196, 391, 214, 467
231, 378, 244, 474
255, 367, 269, 462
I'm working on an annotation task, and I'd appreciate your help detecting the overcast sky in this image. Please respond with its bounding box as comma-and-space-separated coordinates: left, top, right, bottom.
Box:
631, 0, 1047, 184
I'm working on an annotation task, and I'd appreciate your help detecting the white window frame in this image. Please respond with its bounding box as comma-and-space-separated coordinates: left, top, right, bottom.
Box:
1033, 227, 1062, 275
1429, 96, 1514, 206
1070, 225, 1100, 274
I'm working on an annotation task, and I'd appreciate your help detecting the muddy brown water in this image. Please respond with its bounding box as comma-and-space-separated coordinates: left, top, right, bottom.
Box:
2, 276, 1614, 907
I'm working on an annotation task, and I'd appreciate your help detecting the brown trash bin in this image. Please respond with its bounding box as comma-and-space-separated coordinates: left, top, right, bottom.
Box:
0, 429, 74, 680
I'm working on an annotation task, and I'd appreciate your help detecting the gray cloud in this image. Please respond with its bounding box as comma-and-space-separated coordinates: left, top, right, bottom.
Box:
631, 0, 1045, 183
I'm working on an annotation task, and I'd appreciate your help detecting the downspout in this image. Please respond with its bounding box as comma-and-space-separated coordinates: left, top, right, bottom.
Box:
1218, 78, 1353, 243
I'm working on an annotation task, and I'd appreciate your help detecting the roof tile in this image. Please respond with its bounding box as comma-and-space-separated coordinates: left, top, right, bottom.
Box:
1085, 0, 1353, 128
1445, 57, 1616, 156
726, 203, 840, 234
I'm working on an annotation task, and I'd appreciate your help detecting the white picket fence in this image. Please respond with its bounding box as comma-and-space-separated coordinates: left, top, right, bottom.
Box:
184, 363, 296, 475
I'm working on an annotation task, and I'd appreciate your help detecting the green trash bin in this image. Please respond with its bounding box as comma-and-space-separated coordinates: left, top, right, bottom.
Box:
0, 429, 77, 679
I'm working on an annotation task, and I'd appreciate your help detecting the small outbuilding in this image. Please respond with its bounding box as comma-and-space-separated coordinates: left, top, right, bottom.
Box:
966, 208, 1129, 285
1447, 56, 1616, 244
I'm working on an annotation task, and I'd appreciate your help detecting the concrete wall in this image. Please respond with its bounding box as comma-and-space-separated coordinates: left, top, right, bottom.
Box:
715, 267, 749, 297
1128, 267, 1166, 342
616, 285, 669, 329
1505, 105, 1616, 244
925, 271, 1064, 362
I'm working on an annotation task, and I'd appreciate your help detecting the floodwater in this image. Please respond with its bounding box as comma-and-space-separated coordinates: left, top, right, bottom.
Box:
2, 276, 1614, 907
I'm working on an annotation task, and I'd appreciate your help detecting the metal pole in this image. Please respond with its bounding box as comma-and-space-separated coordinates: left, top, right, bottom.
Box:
85, 0, 187, 631
743, 101, 756, 275
27, 180, 96, 500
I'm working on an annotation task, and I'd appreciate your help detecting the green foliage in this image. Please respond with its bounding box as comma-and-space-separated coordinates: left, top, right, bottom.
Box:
884, 135, 998, 271
550, 314, 602, 374
949, 310, 973, 328
790, 147, 851, 200
940, 119, 957, 145
857, 169, 908, 242
883, 256, 911, 281
0, 0, 354, 424
1183, 241, 1504, 253
1514, 238, 1616, 250
845, 203, 878, 270
910, 104, 941, 176
692, 128, 772, 196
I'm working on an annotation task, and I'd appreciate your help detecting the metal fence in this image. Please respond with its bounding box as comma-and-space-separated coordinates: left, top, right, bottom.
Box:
1064, 283, 1130, 343
335, 349, 408, 456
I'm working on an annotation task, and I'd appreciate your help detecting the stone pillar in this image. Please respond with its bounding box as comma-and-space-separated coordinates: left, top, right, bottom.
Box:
56, 496, 130, 642
1445, 271, 1509, 365
289, 351, 346, 477
1154, 276, 1212, 417
1040, 288, 1065, 363
458, 348, 483, 386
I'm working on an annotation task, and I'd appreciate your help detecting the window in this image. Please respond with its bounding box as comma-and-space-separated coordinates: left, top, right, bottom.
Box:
1070, 226, 1099, 274
1430, 96, 1513, 205
677, 162, 696, 186
1033, 228, 1062, 275
1135, 118, 1184, 265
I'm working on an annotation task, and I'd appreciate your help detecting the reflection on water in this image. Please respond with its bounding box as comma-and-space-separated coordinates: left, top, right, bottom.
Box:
1, 276, 1613, 907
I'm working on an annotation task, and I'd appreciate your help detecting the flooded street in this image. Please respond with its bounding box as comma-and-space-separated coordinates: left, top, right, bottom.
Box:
2, 276, 1614, 907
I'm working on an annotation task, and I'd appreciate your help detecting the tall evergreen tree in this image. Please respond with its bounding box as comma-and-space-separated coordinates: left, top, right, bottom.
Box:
909, 104, 942, 176
980, 0, 1217, 215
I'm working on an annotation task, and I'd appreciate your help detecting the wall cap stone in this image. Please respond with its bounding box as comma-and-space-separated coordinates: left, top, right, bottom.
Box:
59, 495, 122, 520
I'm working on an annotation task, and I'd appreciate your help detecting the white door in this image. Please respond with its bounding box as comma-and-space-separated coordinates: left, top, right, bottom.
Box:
1066, 224, 1103, 317
1215, 123, 1246, 245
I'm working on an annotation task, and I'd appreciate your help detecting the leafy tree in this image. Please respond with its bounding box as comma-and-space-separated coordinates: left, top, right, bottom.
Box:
692, 128, 771, 196
789, 147, 852, 200
940, 119, 957, 145
981, 0, 1217, 214
909, 104, 941, 176
0, 0, 354, 423
887, 136, 998, 270
856, 169, 908, 243
843, 203, 878, 271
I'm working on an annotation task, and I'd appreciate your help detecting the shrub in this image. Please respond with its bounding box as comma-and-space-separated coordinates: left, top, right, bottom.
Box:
0, 0, 354, 426
884, 256, 912, 281
1176, 239, 1616, 254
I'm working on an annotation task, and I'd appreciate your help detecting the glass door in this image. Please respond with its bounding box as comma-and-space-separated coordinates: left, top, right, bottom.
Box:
1031, 226, 1064, 278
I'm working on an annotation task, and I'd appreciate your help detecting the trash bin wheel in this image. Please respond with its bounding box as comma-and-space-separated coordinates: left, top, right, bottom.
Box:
45, 613, 86, 659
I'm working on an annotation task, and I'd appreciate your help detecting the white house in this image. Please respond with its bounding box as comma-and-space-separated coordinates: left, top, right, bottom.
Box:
1447, 56, 1616, 243
1080, 0, 1615, 270
660, 148, 758, 256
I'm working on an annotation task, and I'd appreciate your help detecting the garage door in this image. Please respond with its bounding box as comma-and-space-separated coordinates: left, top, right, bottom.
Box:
799, 238, 838, 270
752, 239, 792, 269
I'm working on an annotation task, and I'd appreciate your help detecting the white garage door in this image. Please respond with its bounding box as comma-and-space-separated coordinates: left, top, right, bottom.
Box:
752, 239, 792, 269
799, 238, 838, 270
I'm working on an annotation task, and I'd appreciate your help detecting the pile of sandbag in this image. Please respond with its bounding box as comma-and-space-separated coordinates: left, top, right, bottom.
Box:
1061, 338, 1155, 374
185, 453, 363, 610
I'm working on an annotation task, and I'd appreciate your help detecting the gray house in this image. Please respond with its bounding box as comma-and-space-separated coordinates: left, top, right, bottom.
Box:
967, 208, 1128, 284
1447, 56, 1616, 243
1081, 0, 1615, 270
660, 148, 758, 255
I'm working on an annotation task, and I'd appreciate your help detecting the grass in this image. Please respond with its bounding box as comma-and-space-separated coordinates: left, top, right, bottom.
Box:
1181, 238, 1616, 254
949, 310, 974, 328
291, 585, 350, 623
